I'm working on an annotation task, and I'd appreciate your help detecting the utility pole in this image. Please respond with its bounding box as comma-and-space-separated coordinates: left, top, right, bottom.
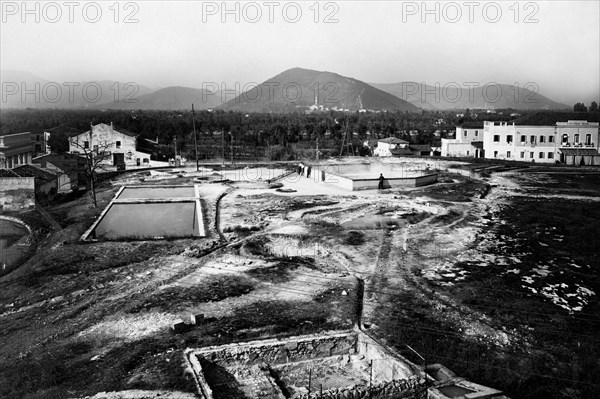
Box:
173, 136, 177, 166
191, 104, 199, 171
221, 130, 225, 166
316, 136, 319, 161
229, 131, 234, 165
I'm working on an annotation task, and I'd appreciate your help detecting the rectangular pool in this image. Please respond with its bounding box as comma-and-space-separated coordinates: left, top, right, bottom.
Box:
92, 202, 203, 240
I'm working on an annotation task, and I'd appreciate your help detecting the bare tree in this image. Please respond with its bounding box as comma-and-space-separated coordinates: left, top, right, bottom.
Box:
68, 138, 113, 208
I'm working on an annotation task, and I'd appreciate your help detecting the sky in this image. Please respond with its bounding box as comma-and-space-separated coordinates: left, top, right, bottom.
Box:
1, 0, 599, 105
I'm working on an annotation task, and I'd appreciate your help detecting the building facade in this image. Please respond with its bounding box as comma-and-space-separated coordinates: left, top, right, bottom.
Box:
441, 125, 484, 158
0, 132, 34, 169
374, 137, 409, 157
483, 120, 599, 164
69, 123, 152, 168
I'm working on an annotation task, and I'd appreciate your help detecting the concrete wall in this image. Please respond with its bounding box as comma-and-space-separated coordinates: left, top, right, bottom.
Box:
0, 177, 35, 211
298, 163, 438, 190
351, 174, 438, 190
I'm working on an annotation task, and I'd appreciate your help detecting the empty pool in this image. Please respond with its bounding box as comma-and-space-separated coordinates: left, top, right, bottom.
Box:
92, 202, 202, 240
82, 185, 205, 241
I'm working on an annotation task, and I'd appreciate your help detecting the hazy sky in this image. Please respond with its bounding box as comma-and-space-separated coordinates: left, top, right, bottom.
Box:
1, 0, 599, 104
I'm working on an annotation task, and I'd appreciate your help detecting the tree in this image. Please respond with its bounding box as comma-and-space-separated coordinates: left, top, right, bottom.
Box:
47, 131, 70, 153
68, 136, 112, 208
574, 103, 588, 112
590, 101, 598, 112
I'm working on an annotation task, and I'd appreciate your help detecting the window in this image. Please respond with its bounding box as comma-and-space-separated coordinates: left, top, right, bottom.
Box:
494, 151, 498, 158
84, 141, 89, 149
539, 152, 544, 159
539, 136, 545, 143
36, 135, 40, 142
507, 135, 513, 143
116, 140, 121, 148
530, 152, 534, 158
493, 135, 500, 142
562, 134, 568, 143
586, 134, 592, 145
464, 131, 468, 137
520, 135, 526, 143
466, 151, 470, 156
507, 151, 511, 158
520, 151, 525, 159
93, 145, 99, 153
548, 152, 554, 159
475, 130, 479, 136
530, 135, 536, 144
574, 134, 579, 143
549, 136, 554, 143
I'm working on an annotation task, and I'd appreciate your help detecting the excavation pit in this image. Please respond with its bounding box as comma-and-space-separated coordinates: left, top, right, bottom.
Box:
186, 330, 424, 399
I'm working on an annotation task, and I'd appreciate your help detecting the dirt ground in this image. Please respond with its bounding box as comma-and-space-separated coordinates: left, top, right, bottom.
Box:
1, 160, 599, 399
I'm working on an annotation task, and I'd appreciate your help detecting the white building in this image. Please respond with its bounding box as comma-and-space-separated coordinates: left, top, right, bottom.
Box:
441, 125, 484, 158
374, 137, 409, 157
482, 120, 599, 163
69, 122, 152, 168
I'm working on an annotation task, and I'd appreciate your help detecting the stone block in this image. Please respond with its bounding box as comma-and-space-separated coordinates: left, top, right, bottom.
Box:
172, 319, 188, 334
190, 313, 204, 325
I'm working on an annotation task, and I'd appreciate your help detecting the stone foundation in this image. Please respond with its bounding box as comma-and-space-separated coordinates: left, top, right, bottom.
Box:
185, 330, 421, 399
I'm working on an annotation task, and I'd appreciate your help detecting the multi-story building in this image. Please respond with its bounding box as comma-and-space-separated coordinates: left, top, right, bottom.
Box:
441, 124, 484, 158
482, 120, 599, 164
0, 132, 34, 169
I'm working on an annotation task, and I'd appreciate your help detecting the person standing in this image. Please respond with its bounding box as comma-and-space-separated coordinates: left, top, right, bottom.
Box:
378, 173, 385, 190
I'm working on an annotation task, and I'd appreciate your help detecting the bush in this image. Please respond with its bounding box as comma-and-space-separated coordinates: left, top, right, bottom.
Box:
345, 231, 365, 245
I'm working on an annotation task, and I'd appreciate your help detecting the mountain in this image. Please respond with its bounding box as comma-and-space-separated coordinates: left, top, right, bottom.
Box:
219, 68, 420, 113
96, 86, 225, 110
371, 82, 570, 111
0, 70, 154, 109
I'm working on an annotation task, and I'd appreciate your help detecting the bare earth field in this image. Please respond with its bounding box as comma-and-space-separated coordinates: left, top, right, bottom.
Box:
1, 161, 599, 399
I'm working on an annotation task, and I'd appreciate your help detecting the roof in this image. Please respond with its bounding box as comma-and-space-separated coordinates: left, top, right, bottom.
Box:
379, 137, 409, 144
13, 165, 58, 182
33, 153, 86, 171
559, 148, 599, 156
70, 123, 138, 138
0, 131, 31, 139
0, 169, 20, 177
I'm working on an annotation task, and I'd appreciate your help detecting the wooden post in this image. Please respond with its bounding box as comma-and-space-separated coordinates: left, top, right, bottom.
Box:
369, 359, 373, 398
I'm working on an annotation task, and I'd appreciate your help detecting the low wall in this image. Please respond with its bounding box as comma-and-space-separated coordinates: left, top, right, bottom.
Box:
0, 177, 35, 211
297, 164, 437, 190
351, 174, 438, 190
194, 330, 357, 367
296, 377, 426, 399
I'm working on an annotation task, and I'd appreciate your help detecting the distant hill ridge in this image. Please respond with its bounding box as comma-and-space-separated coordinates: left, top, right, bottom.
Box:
219, 67, 419, 113
1, 68, 573, 112
371, 81, 570, 111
